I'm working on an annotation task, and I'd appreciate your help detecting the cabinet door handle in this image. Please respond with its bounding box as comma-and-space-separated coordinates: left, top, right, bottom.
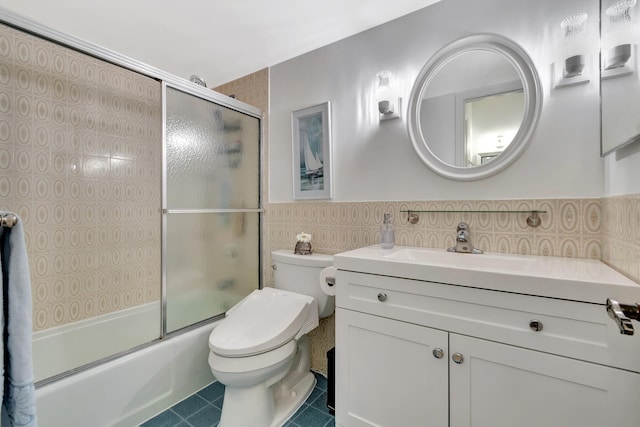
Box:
377, 293, 387, 302
432, 348, 444, 359
452, 353, 464, 364
529, 319, 543, 332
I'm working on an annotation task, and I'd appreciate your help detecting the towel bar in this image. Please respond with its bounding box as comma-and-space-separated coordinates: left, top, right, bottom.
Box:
0, 213, 18, 228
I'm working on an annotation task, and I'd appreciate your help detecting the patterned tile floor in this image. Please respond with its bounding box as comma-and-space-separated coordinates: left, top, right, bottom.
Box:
140, 371, 335, 427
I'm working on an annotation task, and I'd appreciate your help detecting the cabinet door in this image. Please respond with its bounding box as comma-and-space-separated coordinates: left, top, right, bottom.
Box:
335, 308, 448, 427
450, 334, 640, 427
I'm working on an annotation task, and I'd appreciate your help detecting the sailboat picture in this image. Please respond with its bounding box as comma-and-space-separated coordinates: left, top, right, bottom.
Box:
292, 102, 332, 199
301, 129, 324, 178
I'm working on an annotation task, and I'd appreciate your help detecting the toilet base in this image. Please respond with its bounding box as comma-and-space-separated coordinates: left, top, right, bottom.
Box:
217, 336, 316, 427
272, 371, 316, 427
218, 372, 315, 427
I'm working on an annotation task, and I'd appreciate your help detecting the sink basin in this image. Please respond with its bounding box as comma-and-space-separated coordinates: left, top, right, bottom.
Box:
384, 248, 535, 273
334, 245, 640, 304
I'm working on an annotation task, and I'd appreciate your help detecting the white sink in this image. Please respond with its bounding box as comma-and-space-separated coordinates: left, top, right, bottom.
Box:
333, 245, 640, 304
384, 248, 535, 273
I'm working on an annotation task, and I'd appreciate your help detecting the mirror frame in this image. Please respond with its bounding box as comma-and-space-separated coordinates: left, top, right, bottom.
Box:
407, 33, 543, 181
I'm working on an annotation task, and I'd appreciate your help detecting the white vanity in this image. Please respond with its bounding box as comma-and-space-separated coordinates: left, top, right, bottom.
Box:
333, 245, 640, 427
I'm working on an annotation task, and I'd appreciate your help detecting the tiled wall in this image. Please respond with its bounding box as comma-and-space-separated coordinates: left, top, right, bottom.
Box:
0, 23, 162, 331
267, 199, 603, 259
602, 194, 640, 284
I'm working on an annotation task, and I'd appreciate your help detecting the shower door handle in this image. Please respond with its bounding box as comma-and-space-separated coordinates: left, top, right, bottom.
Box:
606, 298, 640, 335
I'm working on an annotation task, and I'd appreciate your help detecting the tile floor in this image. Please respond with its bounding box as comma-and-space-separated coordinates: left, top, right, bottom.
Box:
140, 371, 335, 427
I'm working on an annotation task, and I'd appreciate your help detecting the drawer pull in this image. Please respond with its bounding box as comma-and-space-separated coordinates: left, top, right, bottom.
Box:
433, 348, 444, 359
529, 319, 543, 332
452, 353, 464, 364
377, 293, 387, 302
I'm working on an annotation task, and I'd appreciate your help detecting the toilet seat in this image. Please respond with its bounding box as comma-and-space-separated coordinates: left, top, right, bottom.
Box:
209, 340, 297, 376
209, 288, 318, 358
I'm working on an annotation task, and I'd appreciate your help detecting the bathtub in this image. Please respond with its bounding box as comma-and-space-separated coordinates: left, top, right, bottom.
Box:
33, 289, 238, 382
35, 320, 219, 427
33, 302, 162, 382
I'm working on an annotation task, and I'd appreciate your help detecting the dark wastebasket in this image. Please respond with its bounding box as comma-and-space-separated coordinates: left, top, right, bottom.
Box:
327, 347, 335, 415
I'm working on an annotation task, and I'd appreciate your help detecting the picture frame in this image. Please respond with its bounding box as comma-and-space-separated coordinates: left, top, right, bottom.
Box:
291, 102, 332, 200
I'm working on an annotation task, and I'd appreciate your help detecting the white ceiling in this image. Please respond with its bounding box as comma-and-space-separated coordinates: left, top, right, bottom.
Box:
1, 0, 441, 87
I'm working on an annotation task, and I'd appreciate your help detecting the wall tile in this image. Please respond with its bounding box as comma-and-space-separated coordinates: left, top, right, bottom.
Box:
1, 23, 161, 331
602, 194, 640, 283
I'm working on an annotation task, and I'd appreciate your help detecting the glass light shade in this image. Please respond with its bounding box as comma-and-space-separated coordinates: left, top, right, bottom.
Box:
559, 12, 590, 62
560, 13, 588, 38
605, 0, 637, 22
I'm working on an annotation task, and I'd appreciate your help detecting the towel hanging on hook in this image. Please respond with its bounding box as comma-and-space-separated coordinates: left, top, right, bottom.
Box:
0, 211, 37, 426
0, 213, 18, 229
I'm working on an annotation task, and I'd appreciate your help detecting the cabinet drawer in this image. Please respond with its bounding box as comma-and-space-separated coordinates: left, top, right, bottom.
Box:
336, 271, 640, 372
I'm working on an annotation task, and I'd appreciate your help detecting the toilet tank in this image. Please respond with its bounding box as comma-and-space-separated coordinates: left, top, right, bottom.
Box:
271, 250, 334, 318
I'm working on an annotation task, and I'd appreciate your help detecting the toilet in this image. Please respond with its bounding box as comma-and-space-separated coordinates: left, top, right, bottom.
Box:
208, 250, 334, 427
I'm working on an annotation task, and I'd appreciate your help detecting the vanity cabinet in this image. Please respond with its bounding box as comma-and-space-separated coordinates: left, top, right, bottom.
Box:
448, 334, 640, 427
335, 308, 448, 426
335, 269, 640, 427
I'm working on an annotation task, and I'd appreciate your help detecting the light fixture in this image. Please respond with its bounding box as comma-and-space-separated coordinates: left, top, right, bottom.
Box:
560, 13, 588, 78
606, 0, 637, 24
553, 12, 591, 88
189, 74, 207, 87
375, 71, 401, 121
603, 0, 636, 71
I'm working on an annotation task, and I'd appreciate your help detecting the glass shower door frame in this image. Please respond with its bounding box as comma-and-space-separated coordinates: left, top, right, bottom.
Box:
161, 81, 263, 337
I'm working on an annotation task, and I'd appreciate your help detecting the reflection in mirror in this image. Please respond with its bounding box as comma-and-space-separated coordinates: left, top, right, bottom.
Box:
420, 50, 525, 167
407, 34, 542, 181
601, 0, 640, 155
465, 90, 524, 165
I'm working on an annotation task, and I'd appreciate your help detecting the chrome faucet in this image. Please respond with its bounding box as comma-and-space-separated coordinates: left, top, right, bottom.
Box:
447, 222, 483, 254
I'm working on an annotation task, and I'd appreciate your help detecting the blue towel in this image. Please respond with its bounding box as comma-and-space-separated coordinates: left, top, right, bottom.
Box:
0, 214, 37, 427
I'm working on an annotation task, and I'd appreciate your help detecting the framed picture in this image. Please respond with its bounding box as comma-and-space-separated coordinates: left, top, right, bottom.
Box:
291, 102, 332, 200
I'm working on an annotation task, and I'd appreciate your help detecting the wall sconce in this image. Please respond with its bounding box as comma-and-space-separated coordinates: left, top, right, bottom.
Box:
602, 0, 637, 78
561, 13, 588, 78
553, 12, 592, 88
375, 71, 401, 121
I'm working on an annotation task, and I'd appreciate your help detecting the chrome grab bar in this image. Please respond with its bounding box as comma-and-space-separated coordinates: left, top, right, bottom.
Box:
606, 298, 640, 335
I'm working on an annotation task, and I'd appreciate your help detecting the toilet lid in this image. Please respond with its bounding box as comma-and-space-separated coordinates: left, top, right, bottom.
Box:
209, 288, 315, 357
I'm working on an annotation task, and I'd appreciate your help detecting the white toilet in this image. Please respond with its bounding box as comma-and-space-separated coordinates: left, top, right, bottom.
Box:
208, 250, 334, 427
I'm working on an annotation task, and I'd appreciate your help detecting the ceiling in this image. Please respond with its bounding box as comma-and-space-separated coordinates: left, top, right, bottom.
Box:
1, 0, 441, 88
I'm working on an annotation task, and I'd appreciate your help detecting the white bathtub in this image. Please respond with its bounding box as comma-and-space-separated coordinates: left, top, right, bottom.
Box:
35, 320, 218, 427
33, 302, 162, 382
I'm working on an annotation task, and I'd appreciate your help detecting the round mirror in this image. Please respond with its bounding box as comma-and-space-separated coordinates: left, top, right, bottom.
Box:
407, 34, 542, 181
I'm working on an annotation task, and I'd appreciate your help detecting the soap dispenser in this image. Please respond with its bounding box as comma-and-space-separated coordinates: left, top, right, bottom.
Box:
380, 213, 395, 249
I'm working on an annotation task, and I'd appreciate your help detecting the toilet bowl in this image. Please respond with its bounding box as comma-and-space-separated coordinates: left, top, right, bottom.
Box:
208, 250, 334, 427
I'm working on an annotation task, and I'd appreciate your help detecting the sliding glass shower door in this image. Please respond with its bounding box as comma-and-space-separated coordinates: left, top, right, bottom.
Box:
163, 85, 261, 333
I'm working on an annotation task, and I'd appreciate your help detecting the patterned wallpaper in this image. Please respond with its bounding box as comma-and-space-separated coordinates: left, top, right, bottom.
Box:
602, 195, 640, 284
266, 198, 603, 258
0, 23, 162, 331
